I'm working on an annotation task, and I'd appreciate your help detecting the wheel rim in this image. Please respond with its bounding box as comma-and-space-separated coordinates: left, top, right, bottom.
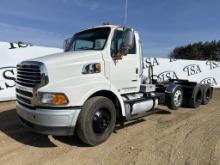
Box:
174, 90, 183, 107
92, 108, 111, 134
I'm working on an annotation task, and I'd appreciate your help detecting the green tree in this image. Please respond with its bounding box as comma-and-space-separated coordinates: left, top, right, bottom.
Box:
169, 40, 220, 60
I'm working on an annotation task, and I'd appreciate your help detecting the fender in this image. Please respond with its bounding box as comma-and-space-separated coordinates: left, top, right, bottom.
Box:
81, 86, 126, 116
165, 84, 181, 94
39, 77, 126, 116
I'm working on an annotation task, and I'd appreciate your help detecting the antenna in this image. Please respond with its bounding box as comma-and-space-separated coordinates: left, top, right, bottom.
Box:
124, 0, 128, 25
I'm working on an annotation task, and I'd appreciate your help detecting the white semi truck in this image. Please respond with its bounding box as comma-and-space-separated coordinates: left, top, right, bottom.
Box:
16, 24, 213, 146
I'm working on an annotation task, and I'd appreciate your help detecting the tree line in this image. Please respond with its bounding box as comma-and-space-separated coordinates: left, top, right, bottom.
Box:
169, 40, 220, 61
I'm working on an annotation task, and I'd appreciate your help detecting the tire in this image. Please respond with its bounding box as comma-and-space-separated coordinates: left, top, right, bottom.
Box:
166, 86, 183, 110
76, 96, 116, 146
201, 84, 212, 105
189, 85, 203, 108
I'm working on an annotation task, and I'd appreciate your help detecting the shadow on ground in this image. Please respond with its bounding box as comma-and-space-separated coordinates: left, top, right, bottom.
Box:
0, 107, 172, 148
0, 109, 56, 148
0, 108, 93, 147
155, 108, 172, 115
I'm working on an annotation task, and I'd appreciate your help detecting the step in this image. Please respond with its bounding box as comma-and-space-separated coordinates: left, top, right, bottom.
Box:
140, 84, 156, 93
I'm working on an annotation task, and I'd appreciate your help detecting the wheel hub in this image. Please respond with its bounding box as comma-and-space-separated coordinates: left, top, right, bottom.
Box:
92, 109, 111, 134
174, 90, 183, 107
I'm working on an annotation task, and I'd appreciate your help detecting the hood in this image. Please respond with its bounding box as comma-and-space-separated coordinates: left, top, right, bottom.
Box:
33, 50, 102, 65
31, 50, 104, 83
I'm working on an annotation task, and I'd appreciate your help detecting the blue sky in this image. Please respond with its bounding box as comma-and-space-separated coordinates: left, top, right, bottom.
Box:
0, 0, 220, 57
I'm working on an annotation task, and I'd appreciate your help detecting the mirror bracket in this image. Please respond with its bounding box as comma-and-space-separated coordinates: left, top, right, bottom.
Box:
115, 52, 123, 60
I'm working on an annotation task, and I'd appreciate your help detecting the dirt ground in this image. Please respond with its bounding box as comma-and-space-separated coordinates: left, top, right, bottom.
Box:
0, 90, 220, 165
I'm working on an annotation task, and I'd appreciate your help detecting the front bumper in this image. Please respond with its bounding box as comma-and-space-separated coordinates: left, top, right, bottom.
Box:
16, 102, 81, 136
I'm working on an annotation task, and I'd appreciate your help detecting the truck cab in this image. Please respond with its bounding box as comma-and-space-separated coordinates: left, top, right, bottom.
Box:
16, 24, 212, 146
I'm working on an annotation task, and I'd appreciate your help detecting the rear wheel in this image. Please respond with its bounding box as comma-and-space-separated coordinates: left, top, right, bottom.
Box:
201, 85, 212, 105
166, 86, 183, 110
189, 85, 203, 108
76, 96, 116, 146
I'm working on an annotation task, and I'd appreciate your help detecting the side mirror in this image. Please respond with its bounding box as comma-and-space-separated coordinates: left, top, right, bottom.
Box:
63, 38, 71, 51
121, 28, 134, 55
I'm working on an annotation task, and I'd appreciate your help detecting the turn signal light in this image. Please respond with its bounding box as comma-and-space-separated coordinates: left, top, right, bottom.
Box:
53, 94, 69, 105
40, 93, 69, 105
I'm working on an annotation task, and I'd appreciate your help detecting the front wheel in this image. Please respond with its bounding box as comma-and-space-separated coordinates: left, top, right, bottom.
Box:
76, 96, 116, 146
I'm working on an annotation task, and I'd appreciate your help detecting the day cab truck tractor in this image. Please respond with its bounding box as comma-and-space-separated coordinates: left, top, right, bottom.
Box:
16, 24, 213, 146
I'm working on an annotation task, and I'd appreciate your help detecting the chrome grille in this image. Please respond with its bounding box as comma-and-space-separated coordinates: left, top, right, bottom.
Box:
17, 64, 41, 88
16, 61, 48, 109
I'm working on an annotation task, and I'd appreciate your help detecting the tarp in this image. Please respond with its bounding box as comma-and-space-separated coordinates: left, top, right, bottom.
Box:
143, 57, 220, 88
0, 41, 62, 102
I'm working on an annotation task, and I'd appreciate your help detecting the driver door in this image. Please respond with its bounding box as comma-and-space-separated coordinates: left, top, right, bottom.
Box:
109, 30, 140, 94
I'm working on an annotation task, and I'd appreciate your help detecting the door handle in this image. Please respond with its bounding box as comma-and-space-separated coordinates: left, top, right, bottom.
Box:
136, 68, 138, 74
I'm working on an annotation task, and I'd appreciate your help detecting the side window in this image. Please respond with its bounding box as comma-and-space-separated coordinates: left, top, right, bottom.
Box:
128, 35, 136, 54
94, 39, 106, 49
111, 30, 136, 56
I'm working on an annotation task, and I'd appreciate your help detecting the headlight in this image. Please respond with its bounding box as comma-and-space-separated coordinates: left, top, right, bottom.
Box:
39, 93, 69, 105
82, 63, 101, 74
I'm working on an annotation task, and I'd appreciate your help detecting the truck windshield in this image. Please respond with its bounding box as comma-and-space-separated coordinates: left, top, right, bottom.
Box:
65, 27, 111, 52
